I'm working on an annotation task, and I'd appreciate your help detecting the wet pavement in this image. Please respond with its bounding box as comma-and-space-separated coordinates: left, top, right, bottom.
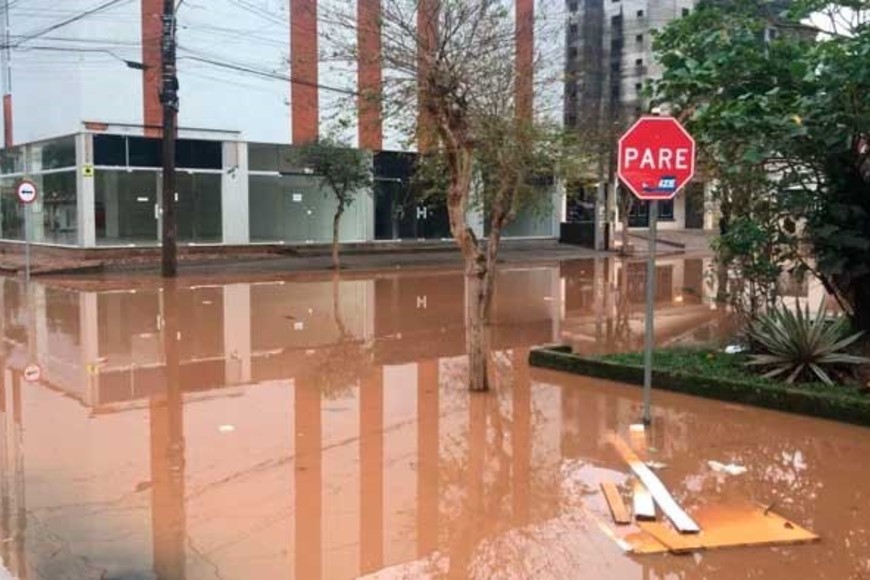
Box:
0, 256, 867, 579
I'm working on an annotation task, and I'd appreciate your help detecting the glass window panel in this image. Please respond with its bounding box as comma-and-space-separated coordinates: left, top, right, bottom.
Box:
0, 146, 24, 174
0, 177, 24, 240
95, 170, 159, 244
94, 135, 127, 166
176, 139, 222, 170
129, 137, 162, 167
31, 171, 78, 244
176, 172, 222, 242
30, 136, 76, 171
249, 174, 284, 241
248, 143, 279, 172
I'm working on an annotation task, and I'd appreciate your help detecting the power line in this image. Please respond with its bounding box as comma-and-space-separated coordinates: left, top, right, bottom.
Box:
12, 0, 133, 48
179, 53, 356, 96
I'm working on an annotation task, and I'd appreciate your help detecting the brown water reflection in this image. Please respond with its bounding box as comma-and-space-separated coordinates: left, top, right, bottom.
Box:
0, 257, 867, 579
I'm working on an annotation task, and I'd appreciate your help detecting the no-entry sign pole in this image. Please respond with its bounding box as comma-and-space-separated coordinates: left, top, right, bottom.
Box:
17, 179, 37, 283
617, 117, 696, 425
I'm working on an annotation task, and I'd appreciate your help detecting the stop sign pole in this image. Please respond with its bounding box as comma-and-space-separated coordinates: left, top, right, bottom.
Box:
617, 116, 696, 424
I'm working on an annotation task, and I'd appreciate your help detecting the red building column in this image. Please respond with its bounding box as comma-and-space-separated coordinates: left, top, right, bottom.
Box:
358, 0, 383, 150
516, 0, 535, 121
291, 0, 319, 143
141, 0, 163, 137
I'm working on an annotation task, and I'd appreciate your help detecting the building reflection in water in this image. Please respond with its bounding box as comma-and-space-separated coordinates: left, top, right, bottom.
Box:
4, 258, 833, 580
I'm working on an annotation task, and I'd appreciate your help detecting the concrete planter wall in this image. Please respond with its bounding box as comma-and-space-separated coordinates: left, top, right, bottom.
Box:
529, 346, 870, 428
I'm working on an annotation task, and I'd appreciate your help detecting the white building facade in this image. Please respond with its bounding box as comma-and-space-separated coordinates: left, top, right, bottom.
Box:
0, 0, 567, 249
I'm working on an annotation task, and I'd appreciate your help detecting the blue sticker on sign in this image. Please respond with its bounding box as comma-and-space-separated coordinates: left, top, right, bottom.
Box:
643, 176, 678, 194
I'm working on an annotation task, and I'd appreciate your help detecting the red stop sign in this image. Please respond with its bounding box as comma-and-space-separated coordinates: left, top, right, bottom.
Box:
618, 116, 696, 201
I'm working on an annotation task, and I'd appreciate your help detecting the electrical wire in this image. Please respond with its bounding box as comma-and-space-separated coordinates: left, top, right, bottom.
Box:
11, 0, 134, 48
179, 53, 356, 96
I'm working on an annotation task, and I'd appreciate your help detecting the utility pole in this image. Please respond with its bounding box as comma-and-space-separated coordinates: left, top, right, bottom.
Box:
160, 0, 178, 277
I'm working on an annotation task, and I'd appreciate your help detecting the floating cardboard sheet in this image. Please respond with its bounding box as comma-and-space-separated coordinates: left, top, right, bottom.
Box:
600, 482, 632, 525
607, 433, 700, 533
638, 502, 819, 554
621, 530, 670, 555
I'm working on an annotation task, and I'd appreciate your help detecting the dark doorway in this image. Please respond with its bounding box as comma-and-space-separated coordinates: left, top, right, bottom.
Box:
373, 152, 450, 240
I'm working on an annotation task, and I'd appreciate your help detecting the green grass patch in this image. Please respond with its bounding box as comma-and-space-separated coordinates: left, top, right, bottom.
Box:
599, 347, 853, 395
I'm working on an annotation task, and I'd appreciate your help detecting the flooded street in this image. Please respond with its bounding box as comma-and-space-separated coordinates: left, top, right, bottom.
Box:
0, 257, 868, 579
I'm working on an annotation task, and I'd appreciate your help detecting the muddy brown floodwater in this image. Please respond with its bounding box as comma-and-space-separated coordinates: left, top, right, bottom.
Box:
0, 256, 867, 579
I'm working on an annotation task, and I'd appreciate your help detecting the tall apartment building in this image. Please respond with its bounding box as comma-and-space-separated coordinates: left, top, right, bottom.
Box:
0, 0, 565, 252
564, 0, 712, 231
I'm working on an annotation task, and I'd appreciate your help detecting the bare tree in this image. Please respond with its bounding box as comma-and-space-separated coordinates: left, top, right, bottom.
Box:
329, 0, 568, 391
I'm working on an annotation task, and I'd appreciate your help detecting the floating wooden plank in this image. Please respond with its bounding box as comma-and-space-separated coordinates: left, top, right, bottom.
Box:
600, 482, 631, 525
632, 480, 656, 521
629, 423, 647, 458
638, 502, 819, 554
607, 433, 700, 534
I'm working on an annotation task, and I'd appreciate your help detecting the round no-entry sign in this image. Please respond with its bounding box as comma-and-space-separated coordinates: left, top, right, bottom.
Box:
618, 116, 696, 201
16, 179, 37, 204
23, 363, 41, 383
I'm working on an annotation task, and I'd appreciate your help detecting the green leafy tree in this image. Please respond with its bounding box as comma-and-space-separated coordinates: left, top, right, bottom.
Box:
295, 138, 372, 269
651, 0, 870, 328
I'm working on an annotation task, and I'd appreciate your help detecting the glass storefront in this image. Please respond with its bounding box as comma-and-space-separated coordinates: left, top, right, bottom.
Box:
249, 173, 368, 243
93, 135, 223, 245
248, 143, 368, 244
95, 170, 160, 244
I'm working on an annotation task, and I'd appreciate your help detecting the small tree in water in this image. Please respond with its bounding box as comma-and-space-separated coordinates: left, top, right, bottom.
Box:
296, 138, 372, 269
346, 0, 567, 391
326, 0, 572, 391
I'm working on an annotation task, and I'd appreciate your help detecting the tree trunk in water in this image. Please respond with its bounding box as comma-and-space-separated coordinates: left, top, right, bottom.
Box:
466, 272, 490, 392
332, 208, 343, 270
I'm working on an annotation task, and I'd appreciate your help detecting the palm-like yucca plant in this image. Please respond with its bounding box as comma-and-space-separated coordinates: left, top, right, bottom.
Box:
746, 304, 870, 385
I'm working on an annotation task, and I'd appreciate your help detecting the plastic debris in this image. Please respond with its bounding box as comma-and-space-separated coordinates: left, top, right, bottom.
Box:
708, 461, 748, 476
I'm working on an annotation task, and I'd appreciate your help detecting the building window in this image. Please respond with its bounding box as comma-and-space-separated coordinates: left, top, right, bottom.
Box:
569, 23, 578, 36
611, 14, 623, 27
636, 33, 643, 43
682, 7, 690, 16
659, 199, 675, 220
94, 135, 222, 170
635, 58, 643, 66
569, 1, 578, 11
569, 46, 579, 59
635, 82, 643, 92
637, 9, 644, 17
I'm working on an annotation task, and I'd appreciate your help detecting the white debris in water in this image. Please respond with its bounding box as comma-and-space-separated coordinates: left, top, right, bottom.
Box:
646, 461, 668, 470
218, 424, 236, 434
708, 460, 748, 475
724, 344, 747, 354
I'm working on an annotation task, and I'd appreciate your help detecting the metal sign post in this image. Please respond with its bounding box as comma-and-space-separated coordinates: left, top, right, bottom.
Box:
617, 117, 696, 425
642, 201, 658, 424
16, 179, 37, 283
